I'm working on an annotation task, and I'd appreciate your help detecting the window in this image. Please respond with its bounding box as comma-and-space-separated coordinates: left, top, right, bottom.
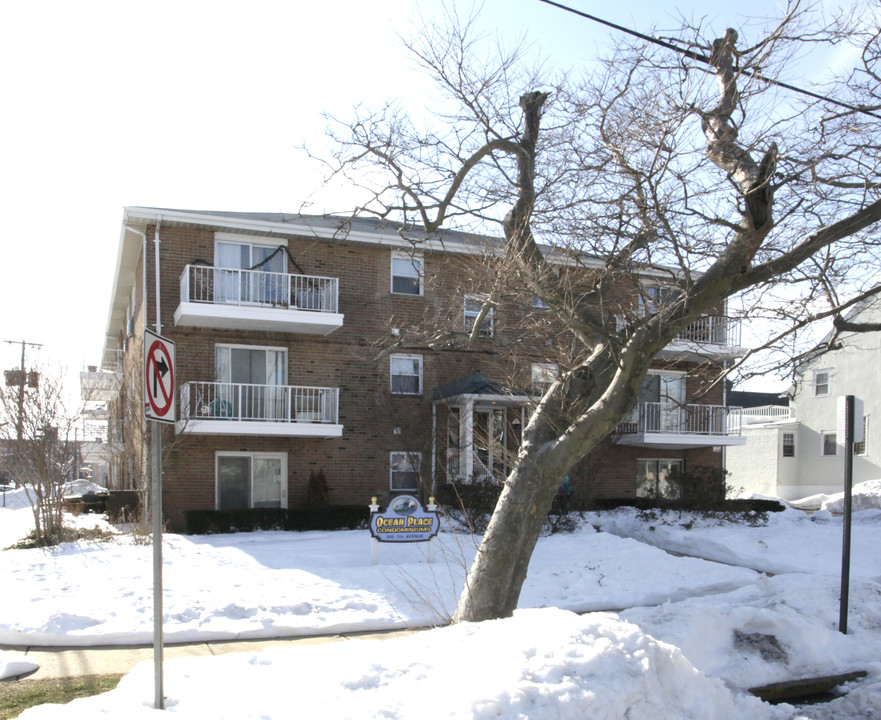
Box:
822, 431, 838, 456
391, 252, 423, 295
532, 363, 558, 394
636, 459, 683, 499
782, 432, 795, 458
390, 452, 421, 491
214, 345, 287, 420
215, 239, 286, 305
855, 416, 869, 456
464, 295, 494, 337
638, 286, 681, 316
532, 295, 550, 310
216, 452, 286, 510
814, 370, 831, 397
390, 354, 422, 395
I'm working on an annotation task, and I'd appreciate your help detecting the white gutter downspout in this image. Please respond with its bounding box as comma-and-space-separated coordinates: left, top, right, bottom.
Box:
154, 216, 162, 335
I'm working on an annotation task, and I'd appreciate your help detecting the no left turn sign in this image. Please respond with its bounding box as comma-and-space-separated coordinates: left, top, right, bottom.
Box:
144, 329, 176, 424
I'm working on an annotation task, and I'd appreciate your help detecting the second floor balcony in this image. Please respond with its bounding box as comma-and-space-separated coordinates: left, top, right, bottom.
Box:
616, 402, 746, 449
177, 381, 343, 438
174, 265, 344, 335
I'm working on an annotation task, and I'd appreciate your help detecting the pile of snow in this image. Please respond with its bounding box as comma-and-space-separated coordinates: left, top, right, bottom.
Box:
61, 480, 108, 498
585, 504, 881, 576
0, 528, 757, 646
822, 479, 881, 513
16, 610, 778, 720
5, 494, 881, 717
0, 651, 39, 682
787, 480, 881, 513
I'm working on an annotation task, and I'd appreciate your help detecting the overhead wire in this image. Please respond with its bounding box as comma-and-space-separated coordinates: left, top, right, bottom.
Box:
537, 0, 881, 121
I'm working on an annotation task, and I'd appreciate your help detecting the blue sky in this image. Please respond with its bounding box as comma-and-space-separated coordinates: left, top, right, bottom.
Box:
0, 0, 865, 396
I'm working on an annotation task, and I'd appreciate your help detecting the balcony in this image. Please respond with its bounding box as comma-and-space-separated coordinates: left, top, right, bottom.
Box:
177, 381, 342, 438
80, 350, 123, 402
740, 405, 795, 426
659, 316, 744, 361
616, 402, 746, 449
174, 265, 344, 335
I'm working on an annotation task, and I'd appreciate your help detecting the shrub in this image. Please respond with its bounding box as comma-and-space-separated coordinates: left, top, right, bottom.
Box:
183, 505, 368, 535
435, 478, 502, 533
305, 469, 330, 506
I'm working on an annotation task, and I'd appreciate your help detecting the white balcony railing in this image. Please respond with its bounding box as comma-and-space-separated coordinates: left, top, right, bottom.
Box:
180, 265, 339, 314
619, 402, 742, 436
740, 405, 795, 425
674, 316, 741, 347
180, 381, 339, 425
615, 315, 742, 349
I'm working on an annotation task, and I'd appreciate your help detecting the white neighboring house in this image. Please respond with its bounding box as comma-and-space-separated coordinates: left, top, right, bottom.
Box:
727, 299, 881, 500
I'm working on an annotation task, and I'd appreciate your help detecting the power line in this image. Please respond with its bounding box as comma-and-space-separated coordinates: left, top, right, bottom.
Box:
537, 0, 881, 121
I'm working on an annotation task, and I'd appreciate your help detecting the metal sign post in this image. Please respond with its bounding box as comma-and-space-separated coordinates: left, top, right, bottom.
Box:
837, 395, 862, 634
144, 329, 175, 709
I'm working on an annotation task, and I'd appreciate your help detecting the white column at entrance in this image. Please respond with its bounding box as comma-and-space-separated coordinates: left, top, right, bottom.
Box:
463, 399, 474, 480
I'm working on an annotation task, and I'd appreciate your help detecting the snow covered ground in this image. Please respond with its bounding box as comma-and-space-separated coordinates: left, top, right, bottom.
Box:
2, 485, 881, 719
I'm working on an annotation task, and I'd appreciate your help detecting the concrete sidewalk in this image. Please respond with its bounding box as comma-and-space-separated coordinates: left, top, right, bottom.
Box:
3, 629, 422, 681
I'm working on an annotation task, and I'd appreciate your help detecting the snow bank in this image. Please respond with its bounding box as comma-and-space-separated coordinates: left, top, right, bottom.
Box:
61, 480, 108, 498
0, 650, 39, 681
16, 610, 779, 720
586, 505, 881, 576
821, 479, 881, 513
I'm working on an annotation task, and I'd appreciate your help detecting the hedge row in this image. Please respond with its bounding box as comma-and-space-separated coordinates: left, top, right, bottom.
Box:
184, 505, 368, 535
584, 497, 786, 513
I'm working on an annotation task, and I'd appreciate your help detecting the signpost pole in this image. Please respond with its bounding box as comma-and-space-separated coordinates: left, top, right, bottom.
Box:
144, 328, 174, 709
152, 421, 164, 709
839, 395, 854, 634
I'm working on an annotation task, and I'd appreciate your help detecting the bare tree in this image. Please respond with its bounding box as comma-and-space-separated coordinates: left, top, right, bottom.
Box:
0, 366, 80, 545
315, 4, 881, 621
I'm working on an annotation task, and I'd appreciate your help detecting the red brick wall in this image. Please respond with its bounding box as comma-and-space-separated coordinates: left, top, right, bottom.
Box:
137, 224, 727, 529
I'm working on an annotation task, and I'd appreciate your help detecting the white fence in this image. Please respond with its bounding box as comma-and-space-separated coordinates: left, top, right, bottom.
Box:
740, 405, 795, 425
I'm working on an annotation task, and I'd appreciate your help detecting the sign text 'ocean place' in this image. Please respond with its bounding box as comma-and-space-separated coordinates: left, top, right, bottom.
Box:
369, 495, 440, 543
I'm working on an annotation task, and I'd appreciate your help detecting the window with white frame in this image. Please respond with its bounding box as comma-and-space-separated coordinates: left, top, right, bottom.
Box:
638, 285, 681, 316
391, 252, 423, 296
532, 295, 550, 310
215, 238, 286, 305
390, 452, 421, 491
216, 452, 286, 511
464, 295, 494, 337
213, 345, 287, 420
390, 354, 423, 395
821, 431, 838, 456
855, 416, 869, 456
531, 363, 558, 395
782, 432, 796, 457
814, 369, 831, 397
636, 459, 683, 499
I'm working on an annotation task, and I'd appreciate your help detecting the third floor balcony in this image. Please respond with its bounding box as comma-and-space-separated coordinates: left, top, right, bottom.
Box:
174, 265, 344, 335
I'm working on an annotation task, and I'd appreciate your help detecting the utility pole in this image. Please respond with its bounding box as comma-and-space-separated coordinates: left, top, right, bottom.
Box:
4, 340, 43, 448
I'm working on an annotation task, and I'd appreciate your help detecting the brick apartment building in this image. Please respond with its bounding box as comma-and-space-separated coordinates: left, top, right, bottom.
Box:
82, 207, 746, 529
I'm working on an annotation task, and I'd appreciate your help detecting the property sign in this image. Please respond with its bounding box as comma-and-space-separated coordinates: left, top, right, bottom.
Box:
144, 329, 176, 424
369, 495, 440, 543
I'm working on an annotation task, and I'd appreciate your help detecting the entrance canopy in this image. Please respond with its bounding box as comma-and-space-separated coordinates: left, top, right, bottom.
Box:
432, 372, 529, 408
